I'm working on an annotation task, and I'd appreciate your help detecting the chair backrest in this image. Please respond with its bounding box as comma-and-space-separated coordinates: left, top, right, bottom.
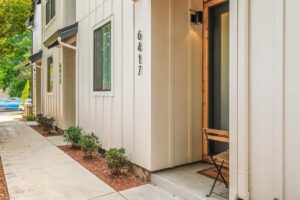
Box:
203, 128, 229, 143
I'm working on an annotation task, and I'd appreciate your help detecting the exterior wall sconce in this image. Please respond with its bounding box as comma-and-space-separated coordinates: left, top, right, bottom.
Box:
190, 10, 203, 24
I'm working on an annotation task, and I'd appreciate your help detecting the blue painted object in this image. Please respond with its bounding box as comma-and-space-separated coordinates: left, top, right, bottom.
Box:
0, 98, 21, 110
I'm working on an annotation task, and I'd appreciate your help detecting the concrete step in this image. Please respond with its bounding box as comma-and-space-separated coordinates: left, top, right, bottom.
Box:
151, 174, 206, 200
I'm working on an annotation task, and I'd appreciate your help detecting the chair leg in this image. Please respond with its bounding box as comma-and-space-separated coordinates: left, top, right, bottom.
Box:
211, 158, 229, 188
207, 161, 224, 197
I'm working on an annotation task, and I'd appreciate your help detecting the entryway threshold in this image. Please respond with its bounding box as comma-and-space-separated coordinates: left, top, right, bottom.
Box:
151, 162, 228, 200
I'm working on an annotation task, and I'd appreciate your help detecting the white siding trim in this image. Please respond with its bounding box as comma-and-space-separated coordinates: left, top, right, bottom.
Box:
229, 0, 239, 199
273, 0, 285, 199
237, 0, 250, 199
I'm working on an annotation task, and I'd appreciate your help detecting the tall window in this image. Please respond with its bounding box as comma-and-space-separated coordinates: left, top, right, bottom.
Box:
46, 0, 55, 25
94, 22, 112, 91
47, 57, 54, 93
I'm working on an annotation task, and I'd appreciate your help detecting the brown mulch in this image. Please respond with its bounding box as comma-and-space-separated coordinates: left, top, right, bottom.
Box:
29, 125, 63, 137
198, 166, 229, 183
59, 145, 142, 191
0, 158, 10, 200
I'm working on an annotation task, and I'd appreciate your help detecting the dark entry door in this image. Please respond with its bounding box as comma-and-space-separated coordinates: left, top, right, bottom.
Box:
209, 2, 229, 154
209, 3, 229, 132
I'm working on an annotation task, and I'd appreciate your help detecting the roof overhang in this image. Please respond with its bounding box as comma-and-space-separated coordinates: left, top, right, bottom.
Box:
44, 22, 78, 49
29, 50, 43, 63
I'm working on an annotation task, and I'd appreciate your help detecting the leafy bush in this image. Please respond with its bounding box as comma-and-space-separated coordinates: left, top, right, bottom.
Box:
79, 133, 100, 158
22, 114, 36, 121
63, 126, 83, 147
36, 114, 54, 132
105, 148, 131, 176
36, 114, 44, 126
42, 117, 54, 132
8, 79, 27, 98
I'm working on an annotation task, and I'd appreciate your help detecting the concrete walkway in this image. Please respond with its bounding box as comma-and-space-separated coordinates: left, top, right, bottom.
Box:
0, 113, 181, 200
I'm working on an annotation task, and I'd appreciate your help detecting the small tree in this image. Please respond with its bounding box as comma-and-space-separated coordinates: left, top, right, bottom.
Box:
21, 80, 30, 105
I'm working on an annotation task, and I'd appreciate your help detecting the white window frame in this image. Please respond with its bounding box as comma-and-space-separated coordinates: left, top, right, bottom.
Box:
91, 15, 114, 97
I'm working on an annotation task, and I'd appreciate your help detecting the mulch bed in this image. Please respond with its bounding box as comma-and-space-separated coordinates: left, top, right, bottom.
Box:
59, 145, 143, 191
197, 166, 229, 183
29, 125, 63, 137
0, 158, 10, 200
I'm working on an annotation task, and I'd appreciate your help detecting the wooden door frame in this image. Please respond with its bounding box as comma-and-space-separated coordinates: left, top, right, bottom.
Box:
202, 0, 228, 161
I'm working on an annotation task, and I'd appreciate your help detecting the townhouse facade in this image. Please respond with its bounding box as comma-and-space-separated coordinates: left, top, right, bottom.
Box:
41, 0, 77, 129
30, 0, 300, 200
29, 0, 42, 114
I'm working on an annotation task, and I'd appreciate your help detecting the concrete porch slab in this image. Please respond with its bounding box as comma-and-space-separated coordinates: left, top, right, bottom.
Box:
152, 162, 229, 200
120, 184, 183, 200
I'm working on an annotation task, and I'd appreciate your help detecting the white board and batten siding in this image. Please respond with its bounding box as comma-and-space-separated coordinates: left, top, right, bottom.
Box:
40, 0, 76, 129
245, 0, 300, 199
76, 0, 203, 171
151, 0, 203, 170
76, 0, 145, 168
284, 1, 300, 199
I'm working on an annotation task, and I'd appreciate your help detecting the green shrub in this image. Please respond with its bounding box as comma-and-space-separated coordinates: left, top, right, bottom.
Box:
36, 114, 44, 125
79, 133, 100, 158
42, 117, 54, 132
105, 148, 131, 176
36, 114, 54, 132
22, 114, 36, 121
63, 126, 83, 147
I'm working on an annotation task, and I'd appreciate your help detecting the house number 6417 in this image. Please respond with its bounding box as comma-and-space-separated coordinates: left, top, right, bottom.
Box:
137, 30, 143, 76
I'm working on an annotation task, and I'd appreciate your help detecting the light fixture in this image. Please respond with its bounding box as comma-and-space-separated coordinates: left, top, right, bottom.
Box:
191, 10, 203, 24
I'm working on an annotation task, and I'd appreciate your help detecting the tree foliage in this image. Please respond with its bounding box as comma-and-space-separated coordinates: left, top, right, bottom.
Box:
0, 31, 31, 90
8, 78, 27, 97
0, 0, 32, 40
0, 0, 32, 97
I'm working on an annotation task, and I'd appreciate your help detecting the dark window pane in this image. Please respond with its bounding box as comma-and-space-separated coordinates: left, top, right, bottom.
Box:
46, 0, 51, 24
94, 22, 111, 91
46, 0, 55, 25
102, 23, 111, 90
51, 0, 55, 19
47, 57, 54, 93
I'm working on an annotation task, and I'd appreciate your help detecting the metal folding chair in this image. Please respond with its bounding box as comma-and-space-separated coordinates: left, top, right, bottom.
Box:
203, 128, 229, 197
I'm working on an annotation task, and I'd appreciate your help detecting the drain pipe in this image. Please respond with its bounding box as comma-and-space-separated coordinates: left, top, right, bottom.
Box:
58, 37, 77, 51
29, 61, 41, 69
